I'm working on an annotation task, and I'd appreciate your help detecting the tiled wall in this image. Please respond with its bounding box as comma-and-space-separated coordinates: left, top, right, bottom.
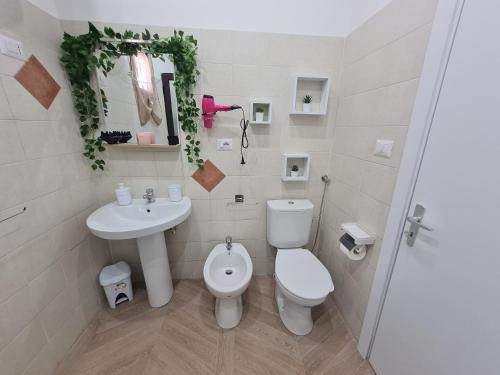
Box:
318, 0, 438, 339
0, 3, 440, 373
61, 20, 345, 282
0, 1, 111, 374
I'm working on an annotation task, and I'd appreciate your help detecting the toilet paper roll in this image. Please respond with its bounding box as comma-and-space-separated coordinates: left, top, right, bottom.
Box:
339, 243, 366, 261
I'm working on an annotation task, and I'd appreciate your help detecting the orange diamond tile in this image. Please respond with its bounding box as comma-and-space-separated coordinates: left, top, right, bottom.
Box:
192, 160, 225, 192
15, 55, 60, 109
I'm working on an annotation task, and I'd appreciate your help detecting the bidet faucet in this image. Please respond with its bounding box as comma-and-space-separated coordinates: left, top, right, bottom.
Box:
225, 236, 232, 252
143, 188, 155, 203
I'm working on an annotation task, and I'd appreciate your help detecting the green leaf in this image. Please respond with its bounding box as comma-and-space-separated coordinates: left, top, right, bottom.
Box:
104, 27, 115, 38
142, 29, 151, 40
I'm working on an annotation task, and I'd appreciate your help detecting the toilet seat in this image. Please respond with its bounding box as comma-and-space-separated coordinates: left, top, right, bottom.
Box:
275, 249, 334, 303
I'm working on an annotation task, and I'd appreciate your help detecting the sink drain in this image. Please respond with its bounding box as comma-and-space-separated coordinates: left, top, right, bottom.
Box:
225, 269, 233, 275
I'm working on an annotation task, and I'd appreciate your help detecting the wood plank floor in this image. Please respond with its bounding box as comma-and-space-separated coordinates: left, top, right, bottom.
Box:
55, 276, 375, 375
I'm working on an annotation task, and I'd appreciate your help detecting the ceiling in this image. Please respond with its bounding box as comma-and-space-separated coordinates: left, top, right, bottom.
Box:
28, 0, 392, 37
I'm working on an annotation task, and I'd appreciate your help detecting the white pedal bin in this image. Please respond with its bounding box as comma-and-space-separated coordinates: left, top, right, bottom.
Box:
99, 261, 133, 309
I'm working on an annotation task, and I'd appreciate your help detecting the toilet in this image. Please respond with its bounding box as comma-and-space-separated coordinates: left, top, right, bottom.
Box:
267, 199, 334, 335
203, 242, 253, 329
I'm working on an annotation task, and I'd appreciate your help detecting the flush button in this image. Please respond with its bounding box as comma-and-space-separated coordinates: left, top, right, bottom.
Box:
288, 201, 294, 204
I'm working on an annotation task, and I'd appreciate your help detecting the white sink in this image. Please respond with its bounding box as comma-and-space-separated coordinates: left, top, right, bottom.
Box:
87, 197, 191, 307
87, 197, 191, 240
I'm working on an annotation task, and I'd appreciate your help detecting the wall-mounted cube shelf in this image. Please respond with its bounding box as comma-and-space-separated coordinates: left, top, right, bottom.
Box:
290, 76, 330, 115
250, 100, 272, 125
281, 153, 311, 181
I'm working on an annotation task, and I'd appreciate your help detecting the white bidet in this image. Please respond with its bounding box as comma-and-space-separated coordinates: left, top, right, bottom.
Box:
203, 242, 252, 329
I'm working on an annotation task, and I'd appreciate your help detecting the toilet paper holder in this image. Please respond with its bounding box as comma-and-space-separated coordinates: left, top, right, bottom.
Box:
339, 223, 375, 261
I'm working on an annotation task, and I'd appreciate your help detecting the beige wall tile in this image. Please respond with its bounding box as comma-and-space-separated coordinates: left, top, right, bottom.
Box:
28, 156, 65, 198
360, 163, 398, 204
16, 234, 55, 282
22, 343, 58, 375
0, 318, 47, 375
16, 120, 60, 159
200, 63, 233, 96
0, 2, 109, 372
345, 0, 438, 64
0, 161, 32, 211
29, 261, 66, 311
231, 31, 268, 66
0, 253, 27, 303
0, 286, 38, 350
39, 288, 74, 338
155, 151, 184, 177
0, 84, 13, 119
331, 181, 359, 216
321, 0, 436, 339
0, 121, 24, 164
60, 243, 91, 282
49, 306, 86, 363
199, 29, 233, 64
0, 75, 51, 121
337, 79, 419, 127
341, 24, 432, 97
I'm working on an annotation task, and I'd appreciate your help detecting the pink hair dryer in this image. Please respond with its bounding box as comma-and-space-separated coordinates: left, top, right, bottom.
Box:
202, 95, 241, 128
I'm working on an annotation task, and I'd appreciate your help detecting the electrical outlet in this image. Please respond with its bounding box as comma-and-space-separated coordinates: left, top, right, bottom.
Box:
217, 138, 232, 151
0, 35, 26, 61
374, 139, 394, 158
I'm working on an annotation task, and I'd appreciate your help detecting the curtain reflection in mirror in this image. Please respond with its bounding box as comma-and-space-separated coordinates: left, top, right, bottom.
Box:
130, 52, 162, 126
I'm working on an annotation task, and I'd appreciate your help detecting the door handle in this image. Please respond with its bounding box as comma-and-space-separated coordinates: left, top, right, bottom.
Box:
405, 204, 432, 246
406, 216, 433, 231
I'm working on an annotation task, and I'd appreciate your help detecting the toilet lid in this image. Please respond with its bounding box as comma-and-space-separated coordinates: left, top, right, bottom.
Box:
276, 249, 334, 300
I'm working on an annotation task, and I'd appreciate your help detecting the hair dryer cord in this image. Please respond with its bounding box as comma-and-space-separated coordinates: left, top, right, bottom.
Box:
238, 107, 249, 164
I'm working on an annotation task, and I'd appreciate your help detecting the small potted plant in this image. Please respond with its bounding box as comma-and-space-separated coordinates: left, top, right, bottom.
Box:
302, 95, 312, 113
290, 164, 300, 177
255, 107, 265, 122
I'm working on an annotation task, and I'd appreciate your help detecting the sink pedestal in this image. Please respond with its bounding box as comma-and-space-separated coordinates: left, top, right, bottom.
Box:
136, 232, 173, 307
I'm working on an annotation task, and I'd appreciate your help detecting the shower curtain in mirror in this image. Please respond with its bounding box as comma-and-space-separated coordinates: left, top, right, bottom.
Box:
130, 52, 162, 126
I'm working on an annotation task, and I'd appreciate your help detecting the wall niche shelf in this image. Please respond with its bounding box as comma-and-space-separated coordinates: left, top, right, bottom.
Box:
250, 100, 272, 125
290, 76, 330, 116
106, 144, 180, 152
281, 153, 311, 181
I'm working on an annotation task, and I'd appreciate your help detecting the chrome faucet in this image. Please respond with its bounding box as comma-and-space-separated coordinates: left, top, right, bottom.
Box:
225, 236, 232, 253
143, 188, 155, 203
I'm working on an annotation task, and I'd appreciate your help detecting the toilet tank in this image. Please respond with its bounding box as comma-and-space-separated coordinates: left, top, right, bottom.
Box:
267, 200, 314, 249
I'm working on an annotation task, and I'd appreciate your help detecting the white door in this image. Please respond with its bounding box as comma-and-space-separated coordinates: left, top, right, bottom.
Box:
369, 1, 500, 374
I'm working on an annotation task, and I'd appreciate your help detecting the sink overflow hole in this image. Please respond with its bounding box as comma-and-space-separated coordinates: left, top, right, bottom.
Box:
225, 269, 233, 275
146, 209, 151, 213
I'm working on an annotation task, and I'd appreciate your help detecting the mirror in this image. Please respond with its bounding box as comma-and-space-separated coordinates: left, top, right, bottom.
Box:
97, 54, 180, 145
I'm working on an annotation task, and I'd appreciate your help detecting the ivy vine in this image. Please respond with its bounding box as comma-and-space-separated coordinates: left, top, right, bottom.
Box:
60, 23, 203, 170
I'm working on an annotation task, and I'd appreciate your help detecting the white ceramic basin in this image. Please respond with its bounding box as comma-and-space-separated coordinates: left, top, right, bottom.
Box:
86, 197, 191, 308
204, 244, 252, 298
86, 197, 191, 240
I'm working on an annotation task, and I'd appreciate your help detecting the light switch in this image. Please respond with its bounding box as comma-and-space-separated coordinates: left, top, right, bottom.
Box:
374, 139, 394, 158
0, 35, 26, 61
217, 138, 232, 151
